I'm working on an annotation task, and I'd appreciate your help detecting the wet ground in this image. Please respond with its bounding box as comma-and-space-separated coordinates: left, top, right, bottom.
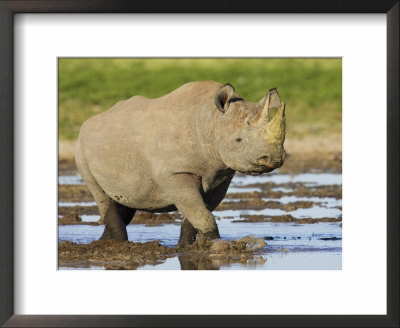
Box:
58, 153, 342, 270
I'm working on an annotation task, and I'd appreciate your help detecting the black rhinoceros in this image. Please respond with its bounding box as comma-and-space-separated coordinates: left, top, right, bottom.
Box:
75, 81, 286, 247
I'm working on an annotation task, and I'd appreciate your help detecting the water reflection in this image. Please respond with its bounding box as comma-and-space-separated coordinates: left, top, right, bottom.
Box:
178, 253, 266, 270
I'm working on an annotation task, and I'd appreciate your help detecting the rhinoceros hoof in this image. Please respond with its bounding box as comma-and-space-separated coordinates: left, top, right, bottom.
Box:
200, 230, 221, 240
177, 238, 195, 249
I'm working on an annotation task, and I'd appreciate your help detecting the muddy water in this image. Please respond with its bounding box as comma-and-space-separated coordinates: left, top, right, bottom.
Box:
58, 171, 342, 270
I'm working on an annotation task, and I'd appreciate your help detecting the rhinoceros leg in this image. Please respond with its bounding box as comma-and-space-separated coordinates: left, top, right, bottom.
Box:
98, 201, 130, 242
115, 202, 136, 226
171, 173, 221, 242
177, 218, 197, 247
176, 175, 234, 247
100, 202, 136, 241
76, 141, 134, 242
204, 176, 234, 212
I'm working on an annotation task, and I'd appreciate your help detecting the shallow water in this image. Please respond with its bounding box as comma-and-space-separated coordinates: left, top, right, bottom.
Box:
58, 201, 97, 207
58, 172, 342, 270
271, 187, 294, 193
262, 196, 342, 207
79, 214, 101, 222
58, 175, 84, 185
58, 220, 342, 270
227, 186, 262, 194
59, 221, 341, 249
231, 173, 341, 186
214, 206, 341, 219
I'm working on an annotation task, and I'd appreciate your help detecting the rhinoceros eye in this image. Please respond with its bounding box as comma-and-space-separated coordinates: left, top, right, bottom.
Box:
236, 138, 242, 142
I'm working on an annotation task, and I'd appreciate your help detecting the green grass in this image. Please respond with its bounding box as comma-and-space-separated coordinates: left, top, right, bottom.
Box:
58, 58, 341, 140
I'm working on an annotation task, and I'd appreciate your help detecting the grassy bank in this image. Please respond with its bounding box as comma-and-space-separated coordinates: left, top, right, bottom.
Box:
58, 58, 341, 140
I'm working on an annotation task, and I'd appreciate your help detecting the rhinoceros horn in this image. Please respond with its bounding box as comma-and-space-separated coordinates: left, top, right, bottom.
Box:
265, 102, 286, 143
259, 88, 281, 122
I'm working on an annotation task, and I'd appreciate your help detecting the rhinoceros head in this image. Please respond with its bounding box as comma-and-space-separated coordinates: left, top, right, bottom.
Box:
214, 83, 286, 175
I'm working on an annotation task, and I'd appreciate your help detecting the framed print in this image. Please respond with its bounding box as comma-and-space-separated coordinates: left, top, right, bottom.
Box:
1, 1, 398, 327
56, 57, 343, 271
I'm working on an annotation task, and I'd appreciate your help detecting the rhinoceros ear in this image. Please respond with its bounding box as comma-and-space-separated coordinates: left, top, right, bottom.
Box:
214, 83, 235, 113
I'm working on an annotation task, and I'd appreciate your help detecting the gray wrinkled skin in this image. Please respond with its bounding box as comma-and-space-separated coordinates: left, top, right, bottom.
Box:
75, 81, 286, 244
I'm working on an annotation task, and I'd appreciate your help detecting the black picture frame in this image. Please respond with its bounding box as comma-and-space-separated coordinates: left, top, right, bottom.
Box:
0, 1, 398, 327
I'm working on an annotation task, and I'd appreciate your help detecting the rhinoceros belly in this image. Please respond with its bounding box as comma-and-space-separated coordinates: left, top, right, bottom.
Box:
89, 165, 172, 210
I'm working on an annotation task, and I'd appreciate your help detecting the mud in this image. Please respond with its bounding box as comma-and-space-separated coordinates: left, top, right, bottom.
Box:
58, 206, 99, 216
59, 214, 82, 225
58, 159, 78, 176
183, 235, 266, 253
58, 185, 94, 202
278, 152, 342, 174
225, 183, 342, 200
130, 211, 182, 226
235, 214, 342, 224
319, 237, 342, 241
217, 199, 315, 211
58, 240, 176, 270
59, 214, 100, 226
58, 210, 182, 226
58, 236, 266, 270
